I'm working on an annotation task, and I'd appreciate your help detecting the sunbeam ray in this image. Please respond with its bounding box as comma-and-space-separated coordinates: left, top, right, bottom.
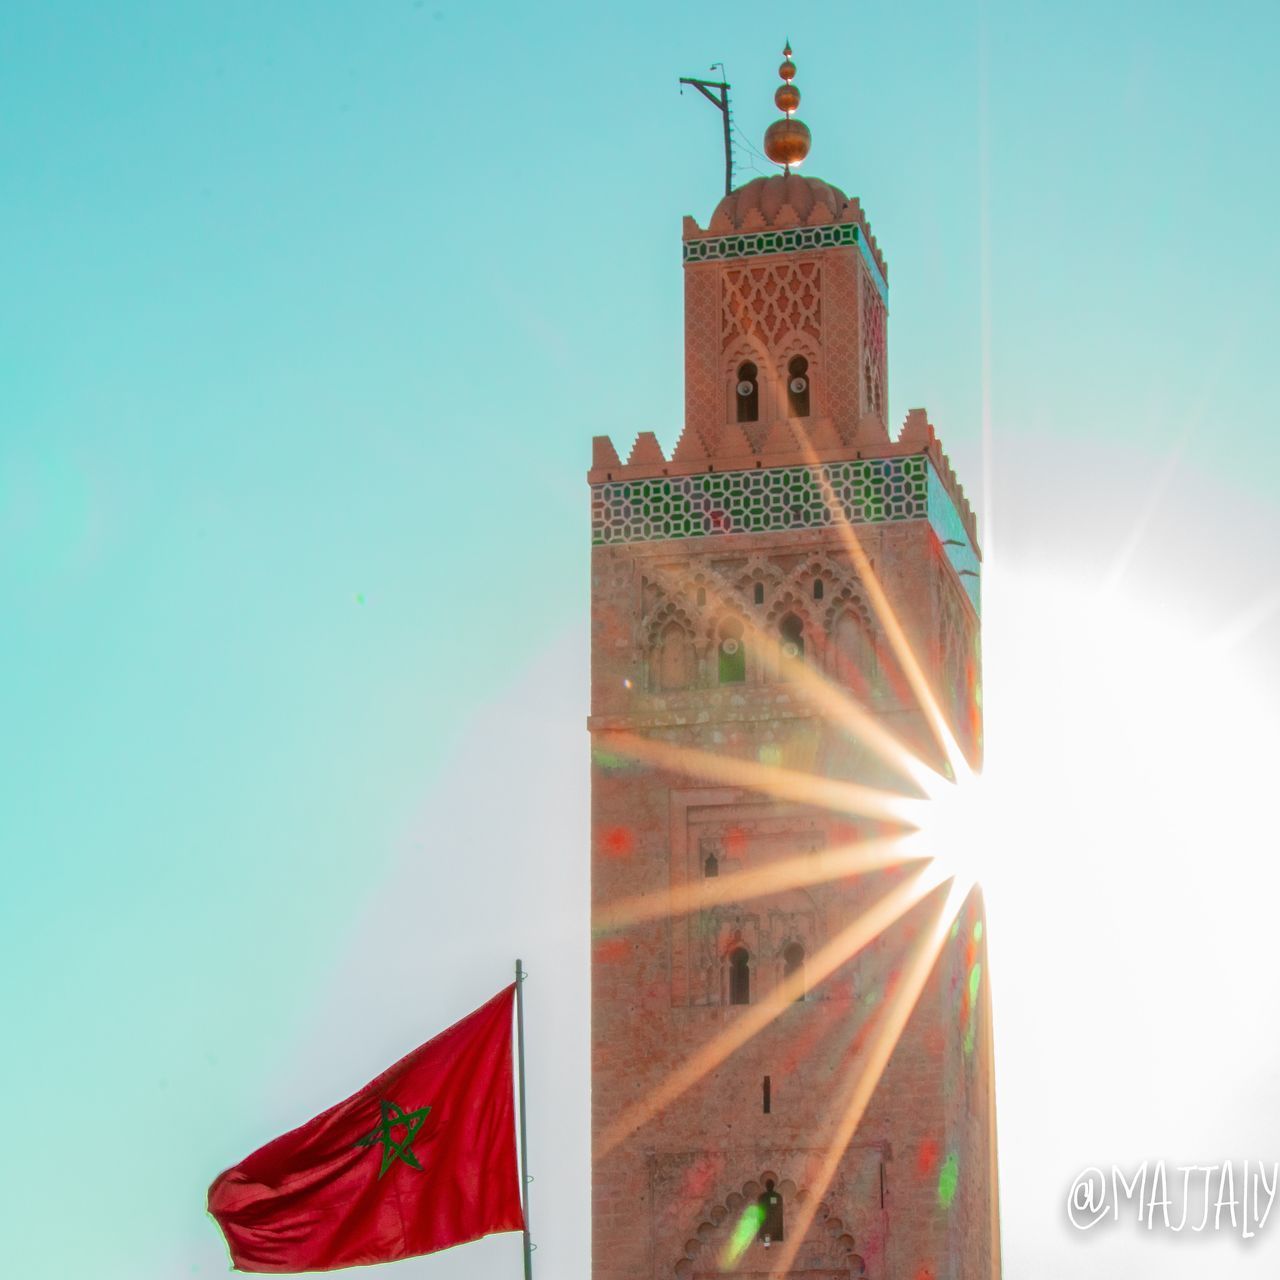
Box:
642, 564, 942, 795
1095, 327, 1240, 607
791, 423, 969, 776
766, 877, 964, 1277
1210, 584, 1280, 653
593, 836, 921, 933
596, 868, 936, 1159
596, 730, 926, 826
1096, 427, 1189, 603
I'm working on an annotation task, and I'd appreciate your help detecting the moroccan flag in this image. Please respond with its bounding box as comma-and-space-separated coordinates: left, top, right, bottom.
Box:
208, 985, 525, 1273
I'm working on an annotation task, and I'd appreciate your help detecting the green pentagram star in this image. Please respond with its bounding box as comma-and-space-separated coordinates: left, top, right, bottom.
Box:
355, 1099, 432, 1179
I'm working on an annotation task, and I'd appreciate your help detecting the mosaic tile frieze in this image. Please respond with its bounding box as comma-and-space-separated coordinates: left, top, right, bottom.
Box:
591, 456, 928, 546
683, 222, 889, 305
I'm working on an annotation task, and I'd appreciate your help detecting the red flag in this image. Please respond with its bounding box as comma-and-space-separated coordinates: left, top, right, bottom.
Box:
208, 985, 525, 1273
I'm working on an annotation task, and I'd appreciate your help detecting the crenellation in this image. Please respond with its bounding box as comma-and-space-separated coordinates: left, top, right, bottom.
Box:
592, 435, 622, 472
898, 407, 932, 446
627, 431, 667, 467
896, 410, 980, 550
669, 426, 707, 463
589, 433, 961, 485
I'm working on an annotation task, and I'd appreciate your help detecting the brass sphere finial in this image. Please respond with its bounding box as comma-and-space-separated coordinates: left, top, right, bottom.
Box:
763, 40, 811, 171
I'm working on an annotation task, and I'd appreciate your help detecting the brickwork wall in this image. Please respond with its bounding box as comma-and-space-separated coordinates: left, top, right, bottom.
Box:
683, 265, 722, 452
590, 520, 993, 1279
823, 250, 865, 444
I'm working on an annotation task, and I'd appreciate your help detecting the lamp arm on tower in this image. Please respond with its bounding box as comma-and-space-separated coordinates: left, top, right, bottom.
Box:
678, 75, 733, 196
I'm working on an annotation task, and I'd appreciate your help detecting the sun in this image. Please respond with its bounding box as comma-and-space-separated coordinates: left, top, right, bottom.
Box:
904, 764, 991, 903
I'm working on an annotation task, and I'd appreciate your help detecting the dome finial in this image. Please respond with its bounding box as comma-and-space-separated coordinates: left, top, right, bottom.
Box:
763, 40, 811, 173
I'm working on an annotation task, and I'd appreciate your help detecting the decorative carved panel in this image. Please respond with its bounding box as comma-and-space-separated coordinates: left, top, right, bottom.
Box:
723, 261, 822, 351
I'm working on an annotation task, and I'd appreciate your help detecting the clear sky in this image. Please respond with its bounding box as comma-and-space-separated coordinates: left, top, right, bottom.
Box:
3, 2, 1279, 1278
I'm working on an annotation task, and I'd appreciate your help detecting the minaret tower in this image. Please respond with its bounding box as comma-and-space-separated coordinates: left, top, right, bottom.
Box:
589, 46, 997, 1280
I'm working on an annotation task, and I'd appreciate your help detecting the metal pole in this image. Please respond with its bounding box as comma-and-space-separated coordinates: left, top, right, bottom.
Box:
719, 84, 732, 197
515, 959, 533, 1280
679, 76, 734, 196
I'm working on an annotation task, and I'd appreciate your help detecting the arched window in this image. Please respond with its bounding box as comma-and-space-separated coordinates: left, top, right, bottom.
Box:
757, 1180, 785, 1244
653, 622, 694, 691
753, 582, 765, 606
783, 942, 805, 1000
812, 578, 824, 601
787, 355, 810, 418
779, 614, 804, 678
704, 852, 719, 877
718, 618, 746, 684
729, 947, 750, 1004
736, 362, 759, 423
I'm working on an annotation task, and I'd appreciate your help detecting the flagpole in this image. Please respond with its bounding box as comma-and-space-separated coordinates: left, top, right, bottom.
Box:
515, 959, 534, 1280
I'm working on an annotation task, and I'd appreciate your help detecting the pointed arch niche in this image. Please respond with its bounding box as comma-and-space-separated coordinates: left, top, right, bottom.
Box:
716, 616, 747, 685
652, 619, 696, 692
826, 596, 880, 699
782, 940, 806, 999
724, 339, 773, 430
669, 1171, 866, 1279
776, 335, 821, 423
764, 594, 818, 683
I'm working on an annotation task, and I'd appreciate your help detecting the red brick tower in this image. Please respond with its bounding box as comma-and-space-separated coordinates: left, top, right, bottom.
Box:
589, 49, 998, 1280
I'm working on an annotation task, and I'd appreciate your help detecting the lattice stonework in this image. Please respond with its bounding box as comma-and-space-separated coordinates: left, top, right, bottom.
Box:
591, 456, 927, 546
862, 286, 886, 419
722, 260, 821, 351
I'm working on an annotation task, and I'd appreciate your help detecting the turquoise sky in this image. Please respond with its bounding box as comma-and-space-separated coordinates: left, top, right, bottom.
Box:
3, 3, 1279, 1278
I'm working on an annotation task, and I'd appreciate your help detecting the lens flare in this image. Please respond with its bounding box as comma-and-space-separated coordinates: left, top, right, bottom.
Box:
720, 1202, 765, 1269
938, 1152, 960, 1209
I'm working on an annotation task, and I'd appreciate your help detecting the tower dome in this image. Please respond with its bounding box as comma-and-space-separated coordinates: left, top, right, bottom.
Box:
708, 172, 850, 233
